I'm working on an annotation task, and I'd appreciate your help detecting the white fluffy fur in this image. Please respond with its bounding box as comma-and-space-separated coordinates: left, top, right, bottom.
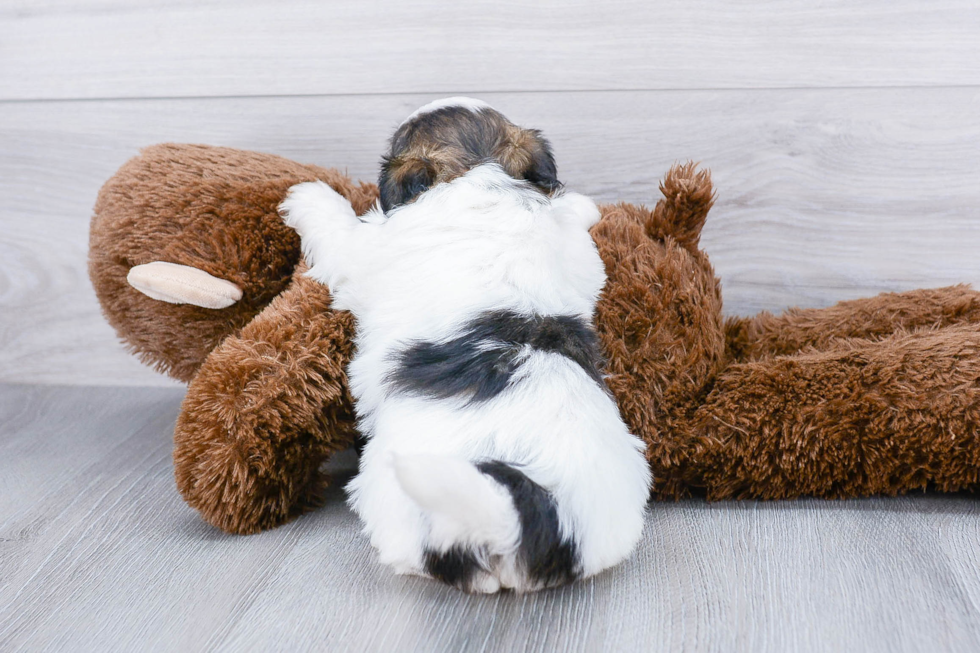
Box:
398, 96, 492, 126
280, 165, 651, 592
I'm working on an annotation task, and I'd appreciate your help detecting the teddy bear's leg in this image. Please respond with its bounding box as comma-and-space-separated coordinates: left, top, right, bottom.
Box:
173, 261, 358, 534
726, 285, 980, 362
689, 322, 980, 501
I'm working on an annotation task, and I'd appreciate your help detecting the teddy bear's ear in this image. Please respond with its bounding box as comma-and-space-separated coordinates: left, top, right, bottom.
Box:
378, 155, 437, 212
127, 261, 243, 309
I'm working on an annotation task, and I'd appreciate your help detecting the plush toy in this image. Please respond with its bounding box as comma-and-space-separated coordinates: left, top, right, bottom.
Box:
89, 143, 980, 535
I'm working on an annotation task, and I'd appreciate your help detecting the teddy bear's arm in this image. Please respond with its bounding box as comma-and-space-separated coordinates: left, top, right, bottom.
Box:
173, 260, 358, 534
590, 163, 715, 255
590, 198, 728, 498
726, 285, 980, 362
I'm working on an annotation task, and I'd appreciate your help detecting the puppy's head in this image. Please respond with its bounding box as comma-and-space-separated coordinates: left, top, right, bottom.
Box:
378, 97, 561, 212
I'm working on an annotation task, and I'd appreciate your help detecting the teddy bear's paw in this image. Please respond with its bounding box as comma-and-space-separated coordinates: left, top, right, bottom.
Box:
658, 162, 715, 214
648, 162, 715, 249
279, 180, 359, 237
126, 261, 243, 309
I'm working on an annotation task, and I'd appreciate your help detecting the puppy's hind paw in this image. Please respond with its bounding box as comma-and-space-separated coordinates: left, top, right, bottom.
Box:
468, 571, 502, 594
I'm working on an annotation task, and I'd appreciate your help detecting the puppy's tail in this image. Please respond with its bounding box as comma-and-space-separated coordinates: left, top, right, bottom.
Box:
392, 453, 578, 592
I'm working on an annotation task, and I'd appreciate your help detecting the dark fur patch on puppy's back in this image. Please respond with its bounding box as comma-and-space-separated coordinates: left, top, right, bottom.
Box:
379, 105, 560, 211
476, 461, 579, 588
387, 310, 606, 403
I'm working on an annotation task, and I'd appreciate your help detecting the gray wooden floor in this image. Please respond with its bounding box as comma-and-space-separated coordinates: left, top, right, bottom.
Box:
2, 383, 980, 652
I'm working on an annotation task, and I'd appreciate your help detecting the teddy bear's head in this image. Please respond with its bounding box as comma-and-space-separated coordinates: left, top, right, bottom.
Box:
89, 144, 377, 382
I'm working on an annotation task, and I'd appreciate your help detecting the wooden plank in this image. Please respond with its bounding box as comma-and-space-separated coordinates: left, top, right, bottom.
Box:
2, 88, 979, 386
2, 384, 980, 651
1, 0, 978, 101
0, 383, 185, 521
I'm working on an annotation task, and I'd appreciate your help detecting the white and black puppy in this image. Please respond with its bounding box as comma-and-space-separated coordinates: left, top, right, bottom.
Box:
280, 98, 651, 593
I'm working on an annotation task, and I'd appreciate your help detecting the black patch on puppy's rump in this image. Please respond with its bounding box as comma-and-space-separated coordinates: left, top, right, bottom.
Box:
387, 310, 605, 403
477, 461, 579, 587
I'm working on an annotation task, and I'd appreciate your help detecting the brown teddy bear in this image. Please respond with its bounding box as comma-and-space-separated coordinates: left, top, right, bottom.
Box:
89, 143, 980, 535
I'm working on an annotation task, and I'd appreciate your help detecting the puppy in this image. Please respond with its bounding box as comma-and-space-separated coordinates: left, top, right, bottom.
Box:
280, 99, 651, 593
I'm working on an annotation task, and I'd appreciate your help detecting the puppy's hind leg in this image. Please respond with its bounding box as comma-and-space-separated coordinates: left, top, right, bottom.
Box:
346, 457, 429, 578
394, 454, 580, 593
392, 454, 524, 592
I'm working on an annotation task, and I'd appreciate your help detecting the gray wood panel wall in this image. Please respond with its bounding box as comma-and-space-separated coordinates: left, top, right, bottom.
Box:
2, 1, 979, 386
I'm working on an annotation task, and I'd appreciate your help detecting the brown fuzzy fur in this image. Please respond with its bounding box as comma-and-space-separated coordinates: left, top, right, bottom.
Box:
89, 145, 980, 534
90, 144, 376, 382
173, 263, 358, 534
725, 285, 980, 362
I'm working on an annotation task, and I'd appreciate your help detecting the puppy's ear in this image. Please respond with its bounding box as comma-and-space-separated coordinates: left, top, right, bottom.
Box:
501, 127, 561, 195
379, 156, 436, 212
522, 130, 561, 194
